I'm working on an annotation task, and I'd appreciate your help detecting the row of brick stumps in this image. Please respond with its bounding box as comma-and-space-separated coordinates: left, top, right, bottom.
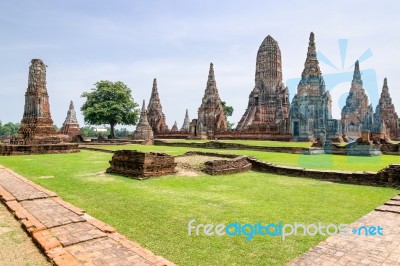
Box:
0, 165, 175, 266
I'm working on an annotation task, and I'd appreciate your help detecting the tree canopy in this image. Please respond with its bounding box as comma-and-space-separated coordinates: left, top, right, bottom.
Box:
221, 101, 235, 129
81, 80, 139, 138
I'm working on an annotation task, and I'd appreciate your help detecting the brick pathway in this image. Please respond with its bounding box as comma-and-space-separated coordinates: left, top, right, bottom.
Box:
288, 194, 400, 265
0, 165, 175, 266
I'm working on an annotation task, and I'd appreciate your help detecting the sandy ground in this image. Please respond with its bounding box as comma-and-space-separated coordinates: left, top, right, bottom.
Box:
174, 155, 221, 176
0, 202, 50, 266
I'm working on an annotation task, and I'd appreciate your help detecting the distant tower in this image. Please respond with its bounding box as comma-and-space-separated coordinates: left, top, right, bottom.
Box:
147, 78, 169, 133
236, 35, 290, 132
290, 32, 332, 141
374, 78, 399, 140
60, 101, 82, 141
16, 59, 64, 144
171, 121, 179, 132
197, 63, 227, 133
132, 100, 154, 140
180, 109, 190, 132
341, 61, 373, 141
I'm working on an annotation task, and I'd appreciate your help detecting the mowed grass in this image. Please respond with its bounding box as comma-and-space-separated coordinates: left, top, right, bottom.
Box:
162, 139, 313, 148
0, 150, 397, 265
94, 144, 400, 172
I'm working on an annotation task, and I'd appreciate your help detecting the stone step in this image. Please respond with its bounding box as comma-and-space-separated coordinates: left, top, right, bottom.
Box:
391, 195, 400, 201
385, 200, 400, 206
375, 205, 400, 214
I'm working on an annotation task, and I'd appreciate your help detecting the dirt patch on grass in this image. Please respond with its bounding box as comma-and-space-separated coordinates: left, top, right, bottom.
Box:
0, 202, 50, 265
174, 155, 222, 177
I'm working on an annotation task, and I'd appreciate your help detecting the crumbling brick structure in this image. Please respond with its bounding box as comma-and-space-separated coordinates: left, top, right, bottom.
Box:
106, 150, 176, 179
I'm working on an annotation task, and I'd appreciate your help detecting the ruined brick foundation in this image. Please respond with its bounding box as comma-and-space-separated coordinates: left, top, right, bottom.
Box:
106, 150, 176, 179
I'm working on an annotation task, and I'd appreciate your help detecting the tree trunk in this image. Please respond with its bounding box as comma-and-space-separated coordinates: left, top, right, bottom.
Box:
110, 123, 116, 139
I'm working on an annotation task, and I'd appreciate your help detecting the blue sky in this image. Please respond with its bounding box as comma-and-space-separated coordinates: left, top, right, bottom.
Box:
0, 1, 399, 129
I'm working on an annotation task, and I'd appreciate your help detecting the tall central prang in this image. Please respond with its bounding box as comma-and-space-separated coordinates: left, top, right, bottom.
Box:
236, 35, 290, 133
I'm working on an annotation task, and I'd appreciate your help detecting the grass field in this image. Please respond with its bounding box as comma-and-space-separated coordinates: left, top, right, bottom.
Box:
93, 144, 400, 172
162, 139, 313, 148
0, 150, 397, 265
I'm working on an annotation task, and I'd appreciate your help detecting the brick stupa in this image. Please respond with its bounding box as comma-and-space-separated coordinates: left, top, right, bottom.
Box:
196, 63, 227, 133
132, 100, 154, 141
180, 109, 190, 132
236, 35, 290, 133
1, 59, 78, 155
147, 78, 169, 134
374, 78, 399, 140
341, 61, 374, 141
60, 101, 82, 142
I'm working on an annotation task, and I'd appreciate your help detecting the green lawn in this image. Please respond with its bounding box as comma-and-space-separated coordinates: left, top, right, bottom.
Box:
0, 150, 397, 265
161, 139, 313, 148
93, 144, 400, 172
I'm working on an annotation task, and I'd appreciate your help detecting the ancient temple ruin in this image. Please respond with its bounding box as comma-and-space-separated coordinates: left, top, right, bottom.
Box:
341, 61, 374, 141
236, 35, 290, 134
147, 78, 169, 134
60, 101, 82, 141
373, 78, 399, 140
132, 100, 154, 141
195, 63, 227, 135
13, 59, 68, 144
170, 121, 179, 132
1, 59, 78, 155
180, 109, 190, 132
290, 32, 333, 141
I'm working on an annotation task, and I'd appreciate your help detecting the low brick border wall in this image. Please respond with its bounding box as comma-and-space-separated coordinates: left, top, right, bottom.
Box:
155, 140, 308, 154
79, 146, 115, 153
0, 143, 80, 156
180, 151, 400, 187
203, 156, 252, 175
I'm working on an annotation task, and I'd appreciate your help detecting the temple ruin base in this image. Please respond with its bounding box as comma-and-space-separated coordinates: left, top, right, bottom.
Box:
0, 143, 79, 156
106, 150, 176, 179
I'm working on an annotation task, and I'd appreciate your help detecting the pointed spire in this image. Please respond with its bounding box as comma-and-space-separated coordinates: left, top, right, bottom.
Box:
180, 109, 190, 131
352, 60, 362, 85
63, 100, 79, 125
307, 32, 317, 60
301, 32, 321, 77
208, 62, 215, 82
141, 99, 146, 113
382, 78, 389, 95
171, 121, 179, 132
152, 78, 158, 92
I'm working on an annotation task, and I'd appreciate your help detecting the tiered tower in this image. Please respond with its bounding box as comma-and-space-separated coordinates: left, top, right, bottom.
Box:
60, 101, 82, 141
15, 59, 67, 144
341, 61, 374, 141
171, 121, 179, 132
197, 63, 227, 133
132, 100, 154, 140
147, 78, 169, 133
374, 78, 399, 140
290, 32, 332, 141
236, 35, 289, 132
180, 109, 190, 132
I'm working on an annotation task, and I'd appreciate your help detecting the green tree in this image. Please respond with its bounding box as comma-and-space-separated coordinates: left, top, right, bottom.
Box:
0, 122, 20, 137
221, 101, 235, 129
81, 81, 139, 138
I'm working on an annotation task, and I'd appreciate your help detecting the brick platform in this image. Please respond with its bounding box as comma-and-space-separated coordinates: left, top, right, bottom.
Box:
0, 166, 175, 266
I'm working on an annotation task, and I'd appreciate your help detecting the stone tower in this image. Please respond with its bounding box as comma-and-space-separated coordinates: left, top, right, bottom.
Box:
236, 35, 290, 132
171, 121, 179, 132
374, 78, 399, 140
60, 101, 82, 141
197, 63, 227, 133
180, 109, 190, 132
290, 32, 332, 141
147, 78, 169, 133
15, 59, 66, 144
341, 61, 374, 141
132, 100, 154, 140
